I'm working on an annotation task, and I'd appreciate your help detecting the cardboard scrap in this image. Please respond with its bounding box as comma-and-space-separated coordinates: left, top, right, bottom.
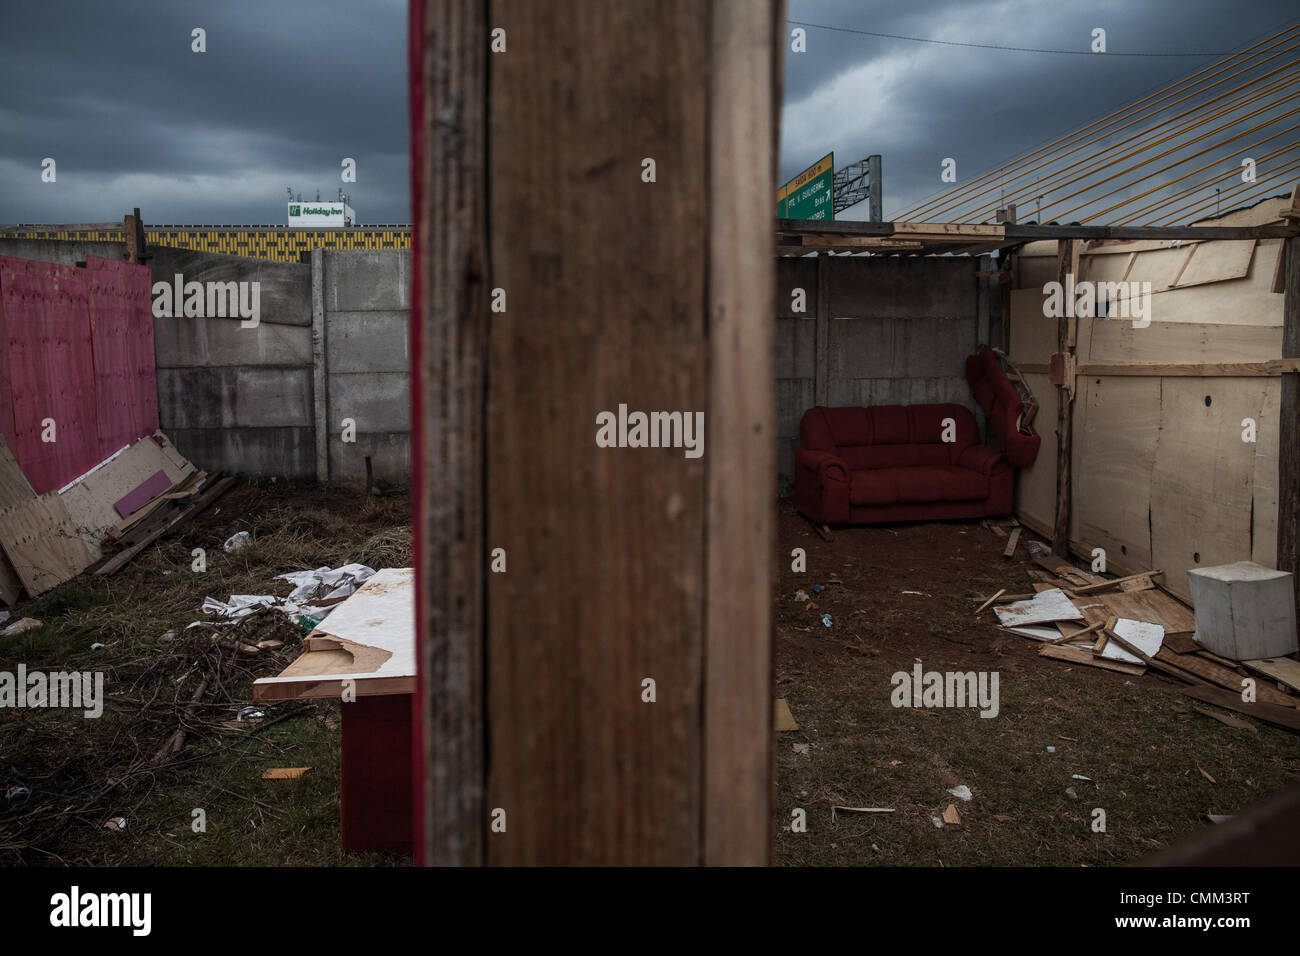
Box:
774, 698, 799, 732
942, 804, 961, 826
262, 767, 310, 779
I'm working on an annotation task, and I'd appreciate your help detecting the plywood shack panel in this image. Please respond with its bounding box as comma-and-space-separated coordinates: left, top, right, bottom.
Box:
1009, 288, 1055, 363
0, 491, 93, 595
1150, 377, 1267, 600
1086, 320, 1281, 364
1073, 376, 1158, 570
1251, 377, 1282, 567
1174, 240, 1255, 289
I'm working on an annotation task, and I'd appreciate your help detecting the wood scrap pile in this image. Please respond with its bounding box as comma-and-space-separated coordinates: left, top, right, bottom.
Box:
975, 553, 1300, 734
0, 431, 234, 602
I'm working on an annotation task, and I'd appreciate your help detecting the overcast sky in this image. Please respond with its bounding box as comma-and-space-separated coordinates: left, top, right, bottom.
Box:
1, 0, 1296, 225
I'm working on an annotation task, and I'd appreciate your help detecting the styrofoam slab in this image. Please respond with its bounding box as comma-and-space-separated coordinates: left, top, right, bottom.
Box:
1100, 618, 1165, 665
994, 588, 1085, 627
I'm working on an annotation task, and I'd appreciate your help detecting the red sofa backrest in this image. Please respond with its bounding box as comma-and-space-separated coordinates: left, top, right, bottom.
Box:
965, 346, 1041, 468
799, 404, 979, 468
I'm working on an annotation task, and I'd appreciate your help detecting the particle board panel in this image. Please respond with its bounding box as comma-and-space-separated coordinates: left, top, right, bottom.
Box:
1150, 377, 1265, 601
1086, 321, 1281, 365
484, 0, 710, 866
1089, 588, 1197, 634
1072, 376, 1158, 570
1172, 240, 1255, 289
0, 491, 93, 595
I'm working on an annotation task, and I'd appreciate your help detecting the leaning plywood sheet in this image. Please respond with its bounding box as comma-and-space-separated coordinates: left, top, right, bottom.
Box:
994, 588, 1084, 628
252, 567, 414, 701
1172, 240, 1255, 290
0, 435, 34, 508
1150, 378, 1265, 601
0, 491, 93, 595
1090, 588, 1196, 635
58, 432, 195, 558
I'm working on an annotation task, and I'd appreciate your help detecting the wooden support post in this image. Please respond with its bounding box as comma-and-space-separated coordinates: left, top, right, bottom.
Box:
414, 0, 778, 866
1279, 237, 1300, 621
1052, 239, 1077, 558
814, 251, 830, 406
411, 0, 489, 866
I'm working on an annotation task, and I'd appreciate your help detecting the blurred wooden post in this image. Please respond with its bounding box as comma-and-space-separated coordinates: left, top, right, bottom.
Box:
412, 0, 779, 865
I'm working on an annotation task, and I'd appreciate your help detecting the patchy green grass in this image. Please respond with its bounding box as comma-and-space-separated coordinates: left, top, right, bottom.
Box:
0, 481, 411, 866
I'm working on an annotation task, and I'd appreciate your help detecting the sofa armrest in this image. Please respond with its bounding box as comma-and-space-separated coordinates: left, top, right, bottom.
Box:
796, 448, 850, 484
957, 444, 1009, 476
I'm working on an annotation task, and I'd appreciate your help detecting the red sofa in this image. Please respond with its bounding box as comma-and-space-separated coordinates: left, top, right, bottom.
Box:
794, 403, 1013, 525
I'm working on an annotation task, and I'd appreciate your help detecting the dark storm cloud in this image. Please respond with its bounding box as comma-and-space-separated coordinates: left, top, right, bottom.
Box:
1, 1, 1295, 226
783, 0, 1300, 219
0, 0, 406, 224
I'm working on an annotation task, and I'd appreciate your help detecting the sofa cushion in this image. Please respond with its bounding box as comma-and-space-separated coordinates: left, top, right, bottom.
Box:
845, 443, 949, 471
892, 465, 989, 503
850, 469, 898, 506
822, 407, 870, 447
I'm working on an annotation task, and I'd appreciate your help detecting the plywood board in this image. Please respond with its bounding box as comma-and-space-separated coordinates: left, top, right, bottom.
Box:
58, 432, 195, 558
253, 567, 414, 701
1243, 657, 1300, 694
1039, 643, 1145, 675
1073, 376, 1158, 569
1150, 378, 1266, 600
1090, 588, 1197, 634
0, 491, 93, 595
1086, 321, 1281, 365
1173, 240, 1255, 289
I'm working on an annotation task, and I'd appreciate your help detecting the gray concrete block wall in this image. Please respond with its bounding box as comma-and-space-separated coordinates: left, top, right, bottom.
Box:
775, 255, 983, 492
321, 250, 411, 485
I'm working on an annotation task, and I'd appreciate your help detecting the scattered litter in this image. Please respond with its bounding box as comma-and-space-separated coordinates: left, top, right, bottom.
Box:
993, 814, 1013, 822
871, 843, 881, 853
262, 767, 310, 780
104, 817, 127, 831
1071, 774, 1092, 782
256, 639, 283, 650
792, 742, 809, 754
0, 611, 8, 626
159, 629, 178, 641
1065, 787, 1079, 800
1198, 767, 1217, 784
202, 595, 277, 620
1025, 540, 1047, 556
0, 618, 42, 637
812, 584, 824, 593
275, 564, 375, 603
942, 804, 961, 826
821, 614, 832, 628
5, 786, 30, 801
774, 698, 799, 732
931, 816, 944, 828
1206, 814, 1233, 824
793, 589, 809, 602
89, 642, 109, 651
947, 785, 972, 801
222, 531, 253, 552
236, 706, 264, 722
1046, 746, 1056, 753
831, 806, 895, 820
902, 590, 928, 596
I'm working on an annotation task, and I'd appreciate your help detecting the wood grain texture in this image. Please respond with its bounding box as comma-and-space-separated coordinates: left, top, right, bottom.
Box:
704, 0, 780, 866
413, 0, 488, 866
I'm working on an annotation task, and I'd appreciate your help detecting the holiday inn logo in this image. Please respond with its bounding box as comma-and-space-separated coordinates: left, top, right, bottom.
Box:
288, 204, 300, 216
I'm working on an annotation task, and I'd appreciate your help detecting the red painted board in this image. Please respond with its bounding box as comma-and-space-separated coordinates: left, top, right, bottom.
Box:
0, 257, 101, 493
113, 468, 170, 518
341, 693, 413, 855
84, 257, 159, 456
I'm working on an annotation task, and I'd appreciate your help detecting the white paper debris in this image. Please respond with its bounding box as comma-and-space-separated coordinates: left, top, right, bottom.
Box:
1099, 618, 1165, 665
947, 785, 973, 801
994, 589, 1084, 627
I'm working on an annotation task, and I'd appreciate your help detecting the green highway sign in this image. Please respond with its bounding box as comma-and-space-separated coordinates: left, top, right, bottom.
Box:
778, 152, 834, 221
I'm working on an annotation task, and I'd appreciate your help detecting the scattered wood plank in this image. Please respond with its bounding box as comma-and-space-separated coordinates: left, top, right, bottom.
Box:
94, 475, 236, 576
1193, 705, 1259, 733
1163, 632, 1202, 654
1182, 685, 1300, 734
1046, 621, 1104, 645
1071, 570, 1164, 595
1039, 643, 1145, 675
804, 515, 833, 542
1002, 527, 1021, 559
1156, 648, 1298, 708
1243, 657, 1300, 695
974, 589, 1005, 614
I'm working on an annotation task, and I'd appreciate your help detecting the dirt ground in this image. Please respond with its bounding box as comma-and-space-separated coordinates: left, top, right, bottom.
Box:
0, 480, 411, 866
5, 482, 1298, 866
771, 499, 1300, 866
